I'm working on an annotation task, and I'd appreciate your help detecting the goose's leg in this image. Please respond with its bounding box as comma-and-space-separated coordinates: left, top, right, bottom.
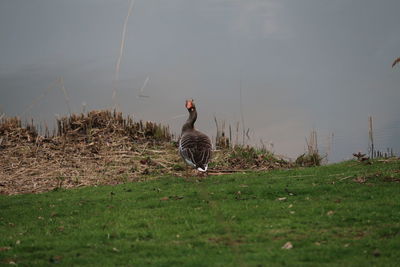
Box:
196, 170, 207, 180
185, 165, 189, 179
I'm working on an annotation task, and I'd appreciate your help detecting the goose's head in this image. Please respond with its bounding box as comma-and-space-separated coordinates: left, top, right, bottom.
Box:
185, 99, 195, 112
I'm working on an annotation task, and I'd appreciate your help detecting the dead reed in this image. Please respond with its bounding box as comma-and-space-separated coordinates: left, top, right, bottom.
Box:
295, 130, 324, 167
56, 110, 172, 142
212, 115, 291, 171
1, 110, 291, 195
0, 110, 175, 195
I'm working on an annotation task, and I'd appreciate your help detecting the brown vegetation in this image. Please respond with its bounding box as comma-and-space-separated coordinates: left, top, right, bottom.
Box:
0, 110, 175, 195
0, 110, 290, 195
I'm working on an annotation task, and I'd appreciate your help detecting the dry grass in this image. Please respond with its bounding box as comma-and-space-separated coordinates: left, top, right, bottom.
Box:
0, 110, 176, 195
0, 110, 290, 195
211, 145, 291, 171
295, 130, 325, 167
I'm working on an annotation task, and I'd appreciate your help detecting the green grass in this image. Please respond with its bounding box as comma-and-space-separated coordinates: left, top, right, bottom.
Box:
1, 160, 400, 266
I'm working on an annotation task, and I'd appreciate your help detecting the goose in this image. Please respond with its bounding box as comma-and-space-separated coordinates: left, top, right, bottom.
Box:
179, 99, 212, 175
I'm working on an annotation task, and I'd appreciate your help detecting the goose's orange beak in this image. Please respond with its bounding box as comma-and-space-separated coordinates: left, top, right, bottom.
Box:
185, 99, 194, 109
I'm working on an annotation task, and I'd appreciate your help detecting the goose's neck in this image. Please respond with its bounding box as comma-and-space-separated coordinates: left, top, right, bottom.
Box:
182, 108, 197, 132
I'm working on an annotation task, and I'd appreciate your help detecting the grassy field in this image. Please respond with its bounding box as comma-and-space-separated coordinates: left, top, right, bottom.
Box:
1, 159, 400, 266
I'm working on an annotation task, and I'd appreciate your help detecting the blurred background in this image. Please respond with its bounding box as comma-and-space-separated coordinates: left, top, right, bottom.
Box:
1, 0, 399, 162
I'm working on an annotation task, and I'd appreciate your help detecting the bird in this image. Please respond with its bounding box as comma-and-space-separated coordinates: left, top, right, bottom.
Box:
392, 57, 400, 68
179, 99, 212, 176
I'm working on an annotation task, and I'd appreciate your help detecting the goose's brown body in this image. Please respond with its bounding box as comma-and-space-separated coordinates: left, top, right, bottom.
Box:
179, 100, 212, 172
